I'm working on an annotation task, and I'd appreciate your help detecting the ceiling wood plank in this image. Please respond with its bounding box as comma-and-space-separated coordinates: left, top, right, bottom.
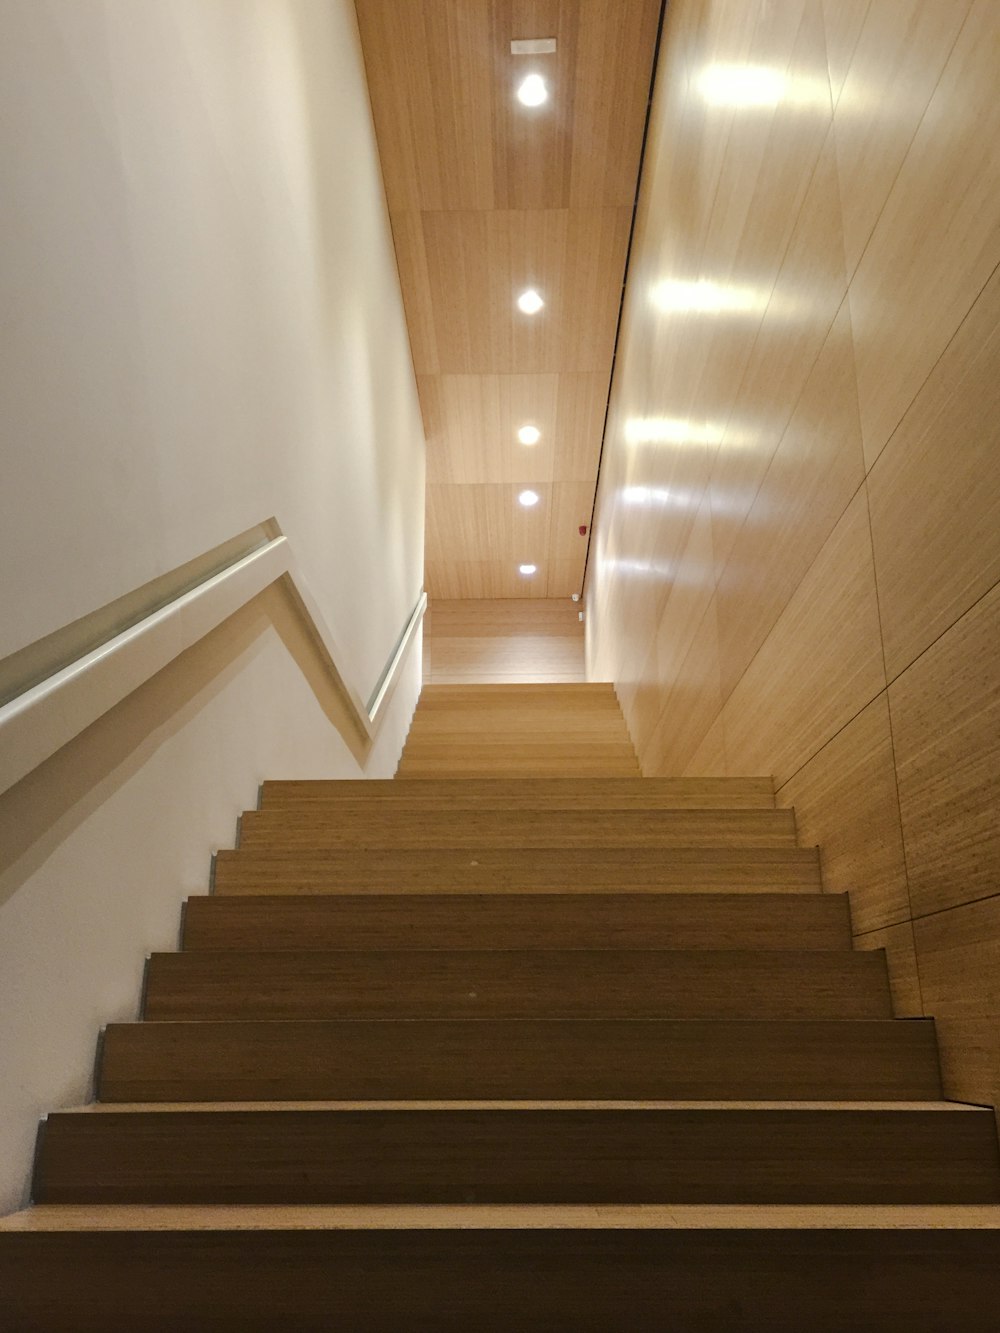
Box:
356, 0, 661, 597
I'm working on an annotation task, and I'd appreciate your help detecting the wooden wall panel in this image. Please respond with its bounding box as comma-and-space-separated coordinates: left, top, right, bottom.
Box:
586, 0, 1000, 1108
846, 0, 1000, 468
642, 595, 724, 778
776, 697, 909, 936
714, 300, 866, 699
867, 264, 1000, 680
915, 898, 1000, 1019
681, 714, 727, 779
423, 598, 584, 683
830, 0, 971, 278
853, 923, 923, 1019
888, 584, 1000, 919
820, 0, 872, 109
720, 491, 885, 785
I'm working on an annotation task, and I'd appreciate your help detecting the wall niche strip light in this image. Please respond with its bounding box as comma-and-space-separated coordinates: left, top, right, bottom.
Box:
517, 288, 544, 314
518, 425, 541, 445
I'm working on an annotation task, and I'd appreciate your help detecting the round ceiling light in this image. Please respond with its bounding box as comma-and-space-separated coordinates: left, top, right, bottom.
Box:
519, 563, 537, 575
518, 489, 540, 507
517, 425, 541, 445
516, 288, 544, 315
516, 73, 548, 107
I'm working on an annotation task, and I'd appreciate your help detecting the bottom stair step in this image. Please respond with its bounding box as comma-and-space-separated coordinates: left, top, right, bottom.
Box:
3, 1205, 1000, 1332
34, 1102, 1000, 1205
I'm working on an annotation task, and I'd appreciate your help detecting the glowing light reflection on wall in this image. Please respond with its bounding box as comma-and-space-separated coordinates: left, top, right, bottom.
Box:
696, 64, 829, 109
624, 417, 726, 447
650, 278, 768, 315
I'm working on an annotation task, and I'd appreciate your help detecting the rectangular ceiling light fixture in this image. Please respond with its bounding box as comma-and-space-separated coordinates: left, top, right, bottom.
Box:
511, 38, 557, 54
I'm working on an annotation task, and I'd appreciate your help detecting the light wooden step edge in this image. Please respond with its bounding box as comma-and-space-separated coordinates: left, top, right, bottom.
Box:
6, 1202, 1000, 1230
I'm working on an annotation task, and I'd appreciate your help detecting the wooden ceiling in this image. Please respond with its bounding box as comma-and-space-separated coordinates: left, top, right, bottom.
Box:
355, 0, 662, 598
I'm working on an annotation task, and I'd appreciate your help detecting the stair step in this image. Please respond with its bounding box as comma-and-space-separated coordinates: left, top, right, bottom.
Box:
34, 1103, 1000, 1205
143, 949, 891, 1021
260, 776, 776, 809
5, 1207, 1000, 1332
415, 682, 622, 705
236, 807, 797, 850
396, 756, 642, 778
98, 1019, 943, 1102
182, 892, 853, 952
212, 845, 822, 895
404, 712, 632, 730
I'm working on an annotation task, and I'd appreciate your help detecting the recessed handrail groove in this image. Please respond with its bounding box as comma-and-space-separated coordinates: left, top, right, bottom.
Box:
0, 533, 424, 796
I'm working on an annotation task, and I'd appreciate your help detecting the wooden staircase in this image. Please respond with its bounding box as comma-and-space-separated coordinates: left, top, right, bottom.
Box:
3, 682, 1000, 1329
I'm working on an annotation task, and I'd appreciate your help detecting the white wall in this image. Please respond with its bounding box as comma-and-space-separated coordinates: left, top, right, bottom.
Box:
0, 0, 426, 1214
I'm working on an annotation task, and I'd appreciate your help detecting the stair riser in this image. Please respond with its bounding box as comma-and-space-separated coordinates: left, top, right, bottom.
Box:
259, 777, 776, 810
212, 847, 822, 895
5, 1230, 1000, 1332
98, 1020, 943, 1102
396, 762, 643, 777
181, 894, 853, 952
236, 808, 798, 851
143, 951, 891, 1021
35, 1109, 1000, 1205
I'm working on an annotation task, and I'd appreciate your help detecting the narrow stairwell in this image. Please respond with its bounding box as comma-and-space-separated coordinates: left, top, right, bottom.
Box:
2, 682, 1000, 1329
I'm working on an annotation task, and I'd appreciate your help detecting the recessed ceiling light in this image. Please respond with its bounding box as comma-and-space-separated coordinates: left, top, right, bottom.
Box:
517, 288, 544, 314
519, 563, 537, 575
517, 425, 541, 445
518, 489, 540, 507
516, 73, 548, 107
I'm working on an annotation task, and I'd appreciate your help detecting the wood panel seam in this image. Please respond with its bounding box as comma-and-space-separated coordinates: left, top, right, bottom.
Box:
838, 3, 982, 292
859, 480, 921, 1007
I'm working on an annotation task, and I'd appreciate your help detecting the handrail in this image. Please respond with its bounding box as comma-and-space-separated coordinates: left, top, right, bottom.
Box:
0, 537, 425, 797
